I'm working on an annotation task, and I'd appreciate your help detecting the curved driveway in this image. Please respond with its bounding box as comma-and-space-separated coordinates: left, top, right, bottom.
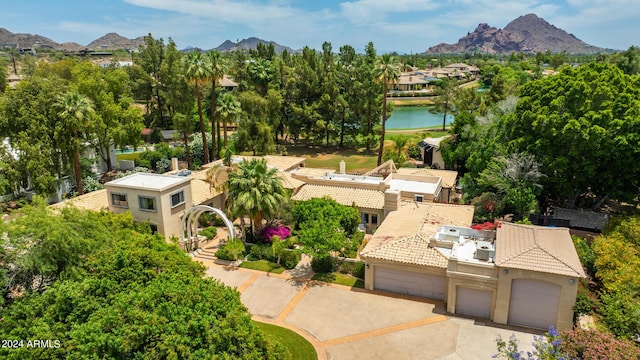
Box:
195, 253, 537, 360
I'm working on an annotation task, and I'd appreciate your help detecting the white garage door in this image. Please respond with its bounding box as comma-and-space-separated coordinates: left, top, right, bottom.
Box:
374, 267, 445, 300
508, 279, 561, 329
456, 287, 492, 318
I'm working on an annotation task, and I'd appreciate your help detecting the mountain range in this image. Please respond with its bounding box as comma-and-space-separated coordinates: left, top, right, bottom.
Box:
426, 14, 608, 54
1, 14, 610, 54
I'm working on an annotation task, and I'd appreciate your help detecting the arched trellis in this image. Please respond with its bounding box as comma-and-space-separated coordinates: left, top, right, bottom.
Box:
181, 205, 235, 252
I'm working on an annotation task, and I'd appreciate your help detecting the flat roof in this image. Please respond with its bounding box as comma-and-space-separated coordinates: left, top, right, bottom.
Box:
108, 173, 190, 191
322, 173, 384, 185
389, 178, 439, 195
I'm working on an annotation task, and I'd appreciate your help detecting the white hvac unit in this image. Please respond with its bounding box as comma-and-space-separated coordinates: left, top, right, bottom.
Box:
475, 241, 493, 261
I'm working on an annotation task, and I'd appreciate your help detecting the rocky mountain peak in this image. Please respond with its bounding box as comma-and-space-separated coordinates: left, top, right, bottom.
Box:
426, 14, 607, 54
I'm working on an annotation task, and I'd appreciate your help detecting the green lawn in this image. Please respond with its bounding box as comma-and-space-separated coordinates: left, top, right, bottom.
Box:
115, 152, 142, 162
253, 321, 317, 360
285, 145, 378, 174
311, 272, 365, 288
239, 260, 286, 274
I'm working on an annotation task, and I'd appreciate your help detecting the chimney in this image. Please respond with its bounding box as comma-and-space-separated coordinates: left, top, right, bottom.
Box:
383, 189, 401, 220
339, 160, 346, 174
171, 157, 179, 172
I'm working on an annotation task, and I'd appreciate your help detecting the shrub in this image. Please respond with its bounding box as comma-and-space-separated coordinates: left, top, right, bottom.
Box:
311, 254, 336, 273
279, 249, 301, 270
560, 328, 640, 360
573, 280, 600, 316
260, 226, 291, 243
338, 261, 365, 279
215, 238, 246, 261
407, 144, 422, 160
155, 158, 172, 173
247, 244, 275, 262
199, 227, 217, 240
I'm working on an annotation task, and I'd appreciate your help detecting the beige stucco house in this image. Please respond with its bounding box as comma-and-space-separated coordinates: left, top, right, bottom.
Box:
361, 204, 586, 331
105, 173, 193, 238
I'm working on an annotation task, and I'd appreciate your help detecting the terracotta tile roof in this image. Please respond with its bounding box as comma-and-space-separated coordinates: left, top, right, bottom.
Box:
278, 171, 305, 190
291, 167, 335, 178
495, 222, 586, 278
291, 184, 384, 209
396, 168, 458, 188
200, 155, 305, 172
362, 235, 448, 268
361, 203, 475, 267
49, 189, 109, 212
191, 179, 220, 205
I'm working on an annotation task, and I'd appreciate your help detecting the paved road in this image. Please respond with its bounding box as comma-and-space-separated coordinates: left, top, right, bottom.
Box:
195, 252, 538, 360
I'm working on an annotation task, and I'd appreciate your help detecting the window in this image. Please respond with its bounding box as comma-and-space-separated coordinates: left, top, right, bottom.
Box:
111, 193, 128, 208
138, 196, 157, 211
415, 194, 424, 203
372, 214, 378, 225
170, 190, 185, 208
362, 213, 369, 224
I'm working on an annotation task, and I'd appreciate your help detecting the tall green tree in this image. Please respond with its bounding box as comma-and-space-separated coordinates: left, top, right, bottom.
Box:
507, 63, 640, 208
226, 159, 287, 235
430, 77, 457, 131
205, 50, 228, 158
183, 51, 210, 164
55, 91, 95, 195
373, 54, 400, 165
216, 92, 241, 148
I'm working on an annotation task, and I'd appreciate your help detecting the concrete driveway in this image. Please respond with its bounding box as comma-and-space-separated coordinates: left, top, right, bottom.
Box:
199, 257, 538, 360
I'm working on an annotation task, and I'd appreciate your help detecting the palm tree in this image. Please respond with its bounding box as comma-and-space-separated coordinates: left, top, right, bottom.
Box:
205, 50, 228, 159
216, 92, 242, 148
56, 92, 94, 196
183, 51, 209, 164
226, 159, 287, 237
373, 54, 400, 166
383, 135, 416, 164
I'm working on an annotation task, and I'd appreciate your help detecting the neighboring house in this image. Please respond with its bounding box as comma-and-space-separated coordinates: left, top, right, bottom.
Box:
106, 173, 193, 238
361, 205, 585, 331
418, 136, 449, 169
393, 72, 434, 92
219, 75, 238, 91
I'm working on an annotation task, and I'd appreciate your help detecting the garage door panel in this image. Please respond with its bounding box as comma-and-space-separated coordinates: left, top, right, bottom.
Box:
508, 279, 561, 329
374, 267, 445, 300
456, 287, 492, 318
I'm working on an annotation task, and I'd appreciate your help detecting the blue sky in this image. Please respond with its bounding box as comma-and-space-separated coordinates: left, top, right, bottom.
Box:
3, 0, 638, 53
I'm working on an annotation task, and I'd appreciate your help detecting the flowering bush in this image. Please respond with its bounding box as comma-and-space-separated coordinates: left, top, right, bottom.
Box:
495, 326, 640, 360
560, 328, 640, 360
494, 326, 564, 360
260, 226, 291, 243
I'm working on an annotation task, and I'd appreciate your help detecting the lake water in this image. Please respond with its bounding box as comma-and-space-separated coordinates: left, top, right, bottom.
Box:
386, 106, 453, 130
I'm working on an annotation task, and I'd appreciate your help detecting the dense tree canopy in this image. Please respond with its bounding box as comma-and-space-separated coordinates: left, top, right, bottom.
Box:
0, 200, 282, 359
506, 63, 640, 207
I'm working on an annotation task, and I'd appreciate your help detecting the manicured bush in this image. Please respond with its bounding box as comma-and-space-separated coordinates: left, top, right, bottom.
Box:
279, 249, 302, 270
247, 244, 275, 262
215, 238, 246, 261
311, 254, 336, 273
338, 261, 365, 279
199, 226, 218, 240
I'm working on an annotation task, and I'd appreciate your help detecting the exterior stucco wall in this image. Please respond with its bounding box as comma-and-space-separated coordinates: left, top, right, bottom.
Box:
493, 268, 579, 331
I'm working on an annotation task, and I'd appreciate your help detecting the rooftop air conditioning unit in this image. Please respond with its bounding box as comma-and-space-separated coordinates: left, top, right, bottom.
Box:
475, 241, 493, 261
415, 194, 424, 202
